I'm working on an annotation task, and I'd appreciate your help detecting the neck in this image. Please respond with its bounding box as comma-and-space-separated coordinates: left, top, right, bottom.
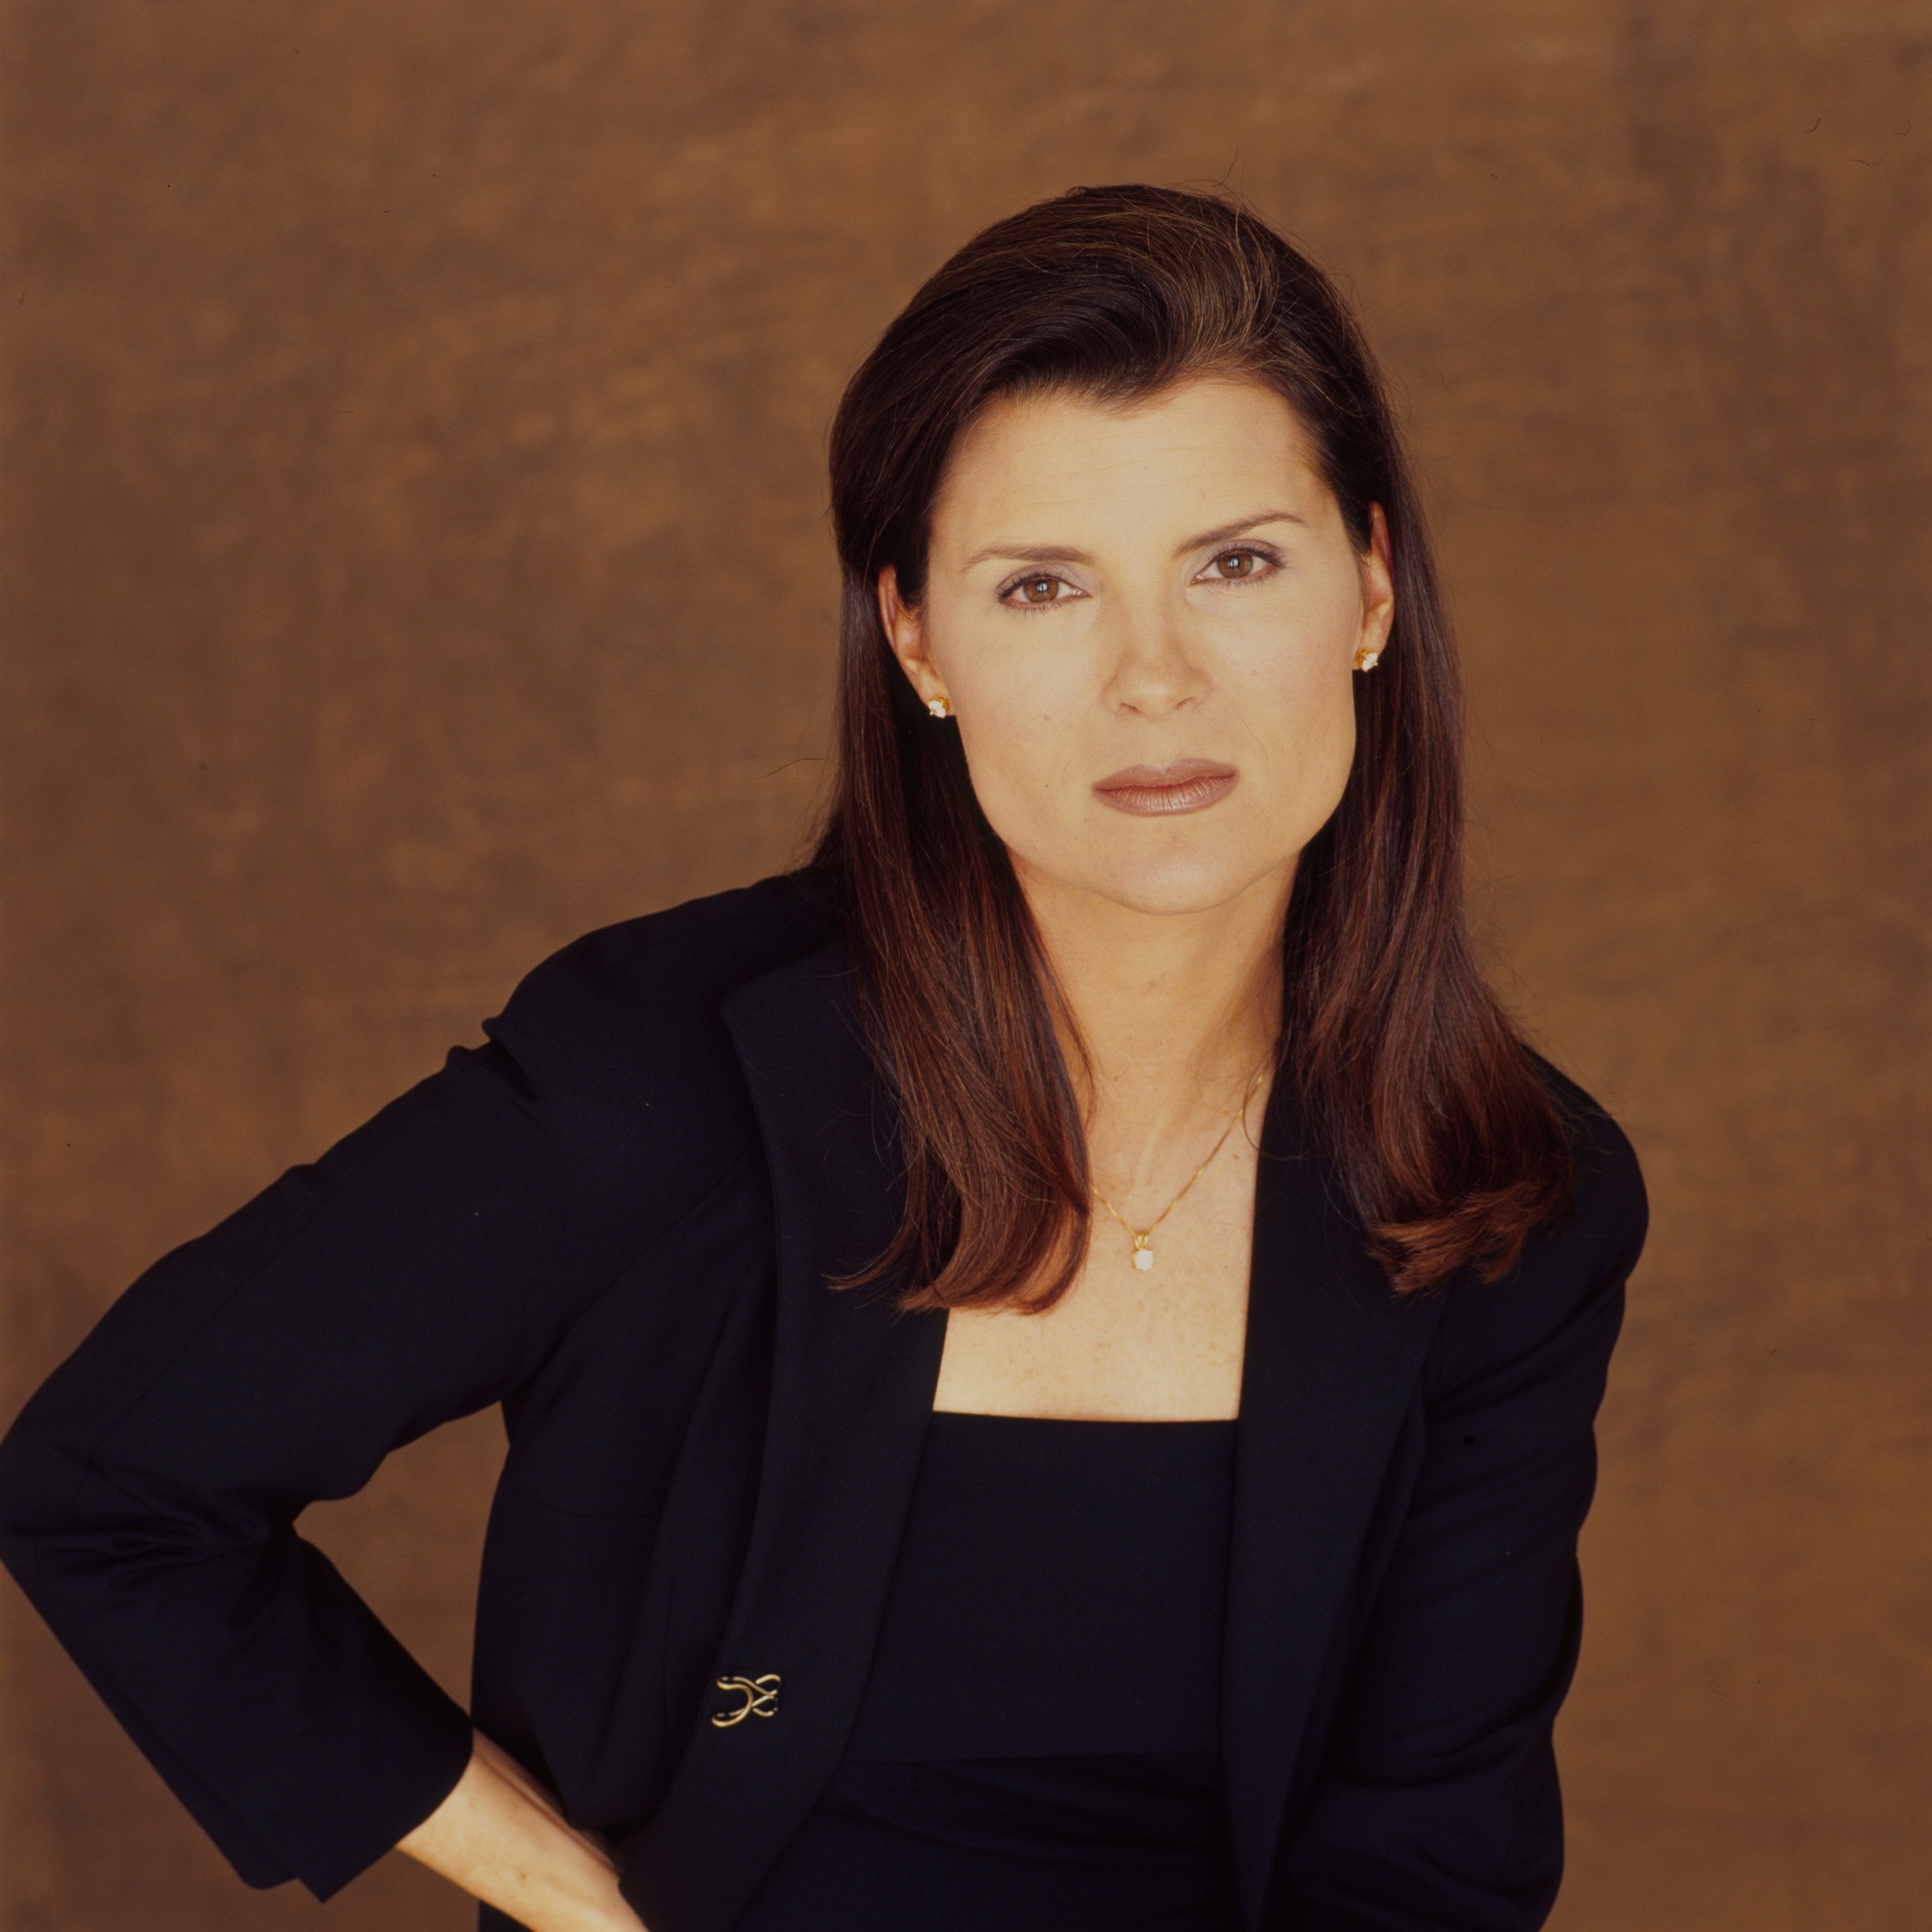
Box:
1016, 857, 1292, 1160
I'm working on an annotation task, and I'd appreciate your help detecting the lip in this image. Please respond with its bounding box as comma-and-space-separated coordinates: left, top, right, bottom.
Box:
1092, 758, 1239, 817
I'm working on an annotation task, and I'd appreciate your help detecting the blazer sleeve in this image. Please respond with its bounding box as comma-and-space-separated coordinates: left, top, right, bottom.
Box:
0, 932, 708, 1901
1278, 1124, 1648, 1932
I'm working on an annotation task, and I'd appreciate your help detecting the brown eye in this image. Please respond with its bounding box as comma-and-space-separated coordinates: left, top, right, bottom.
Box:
1020, 576, 1059, 603
1214, 550, 1255, 578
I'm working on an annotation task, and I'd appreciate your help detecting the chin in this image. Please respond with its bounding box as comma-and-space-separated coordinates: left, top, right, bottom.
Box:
1081, 850, 1274, 918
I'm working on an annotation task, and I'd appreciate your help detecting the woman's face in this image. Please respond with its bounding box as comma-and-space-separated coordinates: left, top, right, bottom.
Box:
880, 374, 1394, 919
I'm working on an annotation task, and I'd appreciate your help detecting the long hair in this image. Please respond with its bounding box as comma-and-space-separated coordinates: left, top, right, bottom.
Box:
807, 182, 1572, 1310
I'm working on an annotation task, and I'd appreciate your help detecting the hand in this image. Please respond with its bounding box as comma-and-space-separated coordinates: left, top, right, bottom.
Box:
397, 1730, 648, 1932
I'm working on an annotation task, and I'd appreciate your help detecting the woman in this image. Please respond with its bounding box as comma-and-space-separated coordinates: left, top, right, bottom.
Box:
0, 184, 1645, 1932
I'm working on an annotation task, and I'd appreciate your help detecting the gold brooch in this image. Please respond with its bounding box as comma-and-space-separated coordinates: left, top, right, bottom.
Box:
710, 1673, 781, 1728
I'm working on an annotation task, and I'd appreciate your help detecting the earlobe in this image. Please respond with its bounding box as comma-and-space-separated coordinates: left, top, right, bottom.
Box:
878, 566, 950, 718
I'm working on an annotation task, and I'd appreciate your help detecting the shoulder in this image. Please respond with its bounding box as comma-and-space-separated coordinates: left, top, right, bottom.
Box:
486, 870, 836, 1059
1535, 1055, 1649, 1272
474, 870, 840, 1182
1425, 1058, 1648, 1402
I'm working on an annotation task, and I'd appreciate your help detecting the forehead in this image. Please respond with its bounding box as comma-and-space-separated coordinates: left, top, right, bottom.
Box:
931, 375, 1328, 544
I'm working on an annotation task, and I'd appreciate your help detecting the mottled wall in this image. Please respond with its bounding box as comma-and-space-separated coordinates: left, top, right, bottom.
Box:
3, 3, 1927, 1927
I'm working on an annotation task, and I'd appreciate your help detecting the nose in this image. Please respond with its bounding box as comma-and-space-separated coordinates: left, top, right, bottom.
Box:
1101, 598, 1208, 718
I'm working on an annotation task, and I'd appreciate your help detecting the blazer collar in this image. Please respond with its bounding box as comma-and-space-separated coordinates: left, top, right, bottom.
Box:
624, 932, 1448, 1932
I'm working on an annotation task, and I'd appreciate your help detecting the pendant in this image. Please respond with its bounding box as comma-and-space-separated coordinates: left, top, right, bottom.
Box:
1131, 1238, 1155, 1271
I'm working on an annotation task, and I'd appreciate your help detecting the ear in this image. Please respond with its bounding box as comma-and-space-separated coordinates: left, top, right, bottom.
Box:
877, 566, 949, 712
1357, 503, 1395, 659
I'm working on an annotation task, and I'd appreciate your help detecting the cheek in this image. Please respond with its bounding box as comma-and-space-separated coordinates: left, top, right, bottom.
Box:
1290, 679, 1359, 817
939, 627, 1094, 823
951, 677, 1088, 842
1219, 624, 1360, 841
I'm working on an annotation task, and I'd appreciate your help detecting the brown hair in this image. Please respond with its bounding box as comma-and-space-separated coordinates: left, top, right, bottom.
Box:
807, 182, 1572, 1308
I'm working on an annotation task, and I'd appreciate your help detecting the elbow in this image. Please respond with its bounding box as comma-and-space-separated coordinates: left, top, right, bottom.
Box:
0, 1408, 77, 1586
0, 1417, 246, 1609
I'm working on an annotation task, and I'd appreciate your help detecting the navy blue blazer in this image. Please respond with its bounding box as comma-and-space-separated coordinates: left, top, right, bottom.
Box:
0, 872, 1645, 1932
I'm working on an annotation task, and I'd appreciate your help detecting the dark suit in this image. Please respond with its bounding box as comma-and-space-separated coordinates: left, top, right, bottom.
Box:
0, 872, 1646, 1931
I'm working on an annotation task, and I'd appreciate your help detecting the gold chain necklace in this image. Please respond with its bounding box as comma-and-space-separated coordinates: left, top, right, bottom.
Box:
1090, 1062, 1268, 1272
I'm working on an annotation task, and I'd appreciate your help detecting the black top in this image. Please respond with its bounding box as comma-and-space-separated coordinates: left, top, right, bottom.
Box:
0, 873, 1649, 1932
741, 1413, 1242, 1931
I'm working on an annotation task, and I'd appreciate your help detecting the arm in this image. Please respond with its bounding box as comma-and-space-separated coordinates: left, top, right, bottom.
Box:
396, 1732, 647, 1931
0, 929, 716, 1900
1278, 1138, 1647, 1931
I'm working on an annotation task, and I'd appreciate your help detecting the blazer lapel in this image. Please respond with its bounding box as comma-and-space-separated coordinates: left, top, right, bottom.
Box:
1223, 1081, 1451, 1926
621, 936, 947, 1932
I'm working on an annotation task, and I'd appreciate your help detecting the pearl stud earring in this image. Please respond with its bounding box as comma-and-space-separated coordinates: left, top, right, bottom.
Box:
926, 695, 952, 718
1354, 646, 1382, 671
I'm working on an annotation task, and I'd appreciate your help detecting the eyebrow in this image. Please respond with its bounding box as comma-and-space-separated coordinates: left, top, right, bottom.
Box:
960, 510, 1309, 574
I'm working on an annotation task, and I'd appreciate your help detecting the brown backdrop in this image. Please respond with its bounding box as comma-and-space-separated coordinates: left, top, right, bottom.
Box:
4, 3, 1927, 1927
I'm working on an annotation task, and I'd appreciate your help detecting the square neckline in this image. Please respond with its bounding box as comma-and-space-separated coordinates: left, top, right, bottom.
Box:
928, 1409, 1239, 1427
